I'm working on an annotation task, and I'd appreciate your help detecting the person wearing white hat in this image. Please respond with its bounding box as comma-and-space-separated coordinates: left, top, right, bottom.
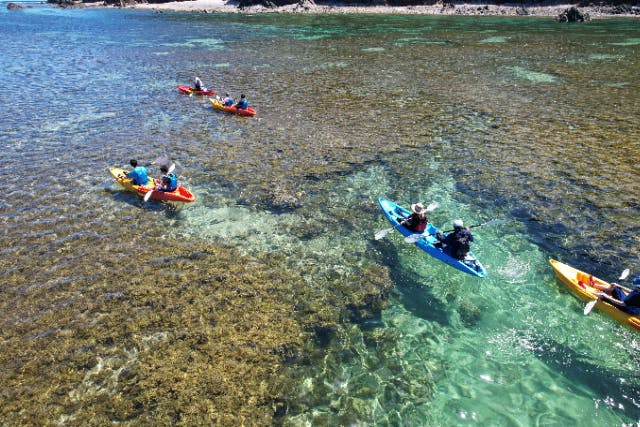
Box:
435, 219, 474, 260
400, 202, 430, 233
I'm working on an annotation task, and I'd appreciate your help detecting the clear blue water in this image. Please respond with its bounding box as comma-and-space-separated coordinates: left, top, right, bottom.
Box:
1, 4, 640, 425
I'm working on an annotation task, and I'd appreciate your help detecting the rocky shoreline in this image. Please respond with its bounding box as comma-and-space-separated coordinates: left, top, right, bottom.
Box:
43, 0, 640, 19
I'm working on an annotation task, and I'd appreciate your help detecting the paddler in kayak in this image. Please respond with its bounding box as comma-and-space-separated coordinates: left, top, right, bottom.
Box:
194, 76, 206, 92
234, 94, 249, 110
400, 203, 429, 233
435, 219, 474, 261
595, 279, 640, 315
222, 93, 234, 107
156, 164, 178, 193
124, 159, 150, 186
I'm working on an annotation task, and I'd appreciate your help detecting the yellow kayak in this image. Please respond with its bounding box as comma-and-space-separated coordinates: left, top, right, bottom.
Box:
549, 259, 640, 332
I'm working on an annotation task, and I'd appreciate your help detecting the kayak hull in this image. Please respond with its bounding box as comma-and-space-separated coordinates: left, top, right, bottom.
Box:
549, 259, 640, 331
378, 198, 486, 278
109, 168, 196, 203
177, 85, 215, 96
209, 97, 256, 117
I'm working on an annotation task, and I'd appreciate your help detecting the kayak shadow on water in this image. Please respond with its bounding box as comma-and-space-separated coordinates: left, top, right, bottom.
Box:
375, 239, 451, 327
109, 190, 180, 216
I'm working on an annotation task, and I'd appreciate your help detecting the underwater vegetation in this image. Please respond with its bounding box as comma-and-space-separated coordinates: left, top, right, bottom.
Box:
0, 218, 392, 425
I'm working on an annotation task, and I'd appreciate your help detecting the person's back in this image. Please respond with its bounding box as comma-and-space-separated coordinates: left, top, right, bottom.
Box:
126, 159, 149, 186
164, 173, 178, 192
402, 203, 429, 233
235, 94, 248, 109
222, 93, 234, 106
441, 220, 473, 260
194, 77, 204, 91
158, 165, 178, 192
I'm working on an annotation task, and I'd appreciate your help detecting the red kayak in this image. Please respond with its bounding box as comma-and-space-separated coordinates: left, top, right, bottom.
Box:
109, 168, 196, 203
209, 98, 256, 117
177, 85, 215, 96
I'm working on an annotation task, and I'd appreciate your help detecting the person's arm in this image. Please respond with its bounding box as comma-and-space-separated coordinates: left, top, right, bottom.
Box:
597, 291, 625, 306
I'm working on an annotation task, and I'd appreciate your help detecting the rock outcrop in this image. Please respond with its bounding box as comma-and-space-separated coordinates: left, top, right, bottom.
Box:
556, 6, 591, 21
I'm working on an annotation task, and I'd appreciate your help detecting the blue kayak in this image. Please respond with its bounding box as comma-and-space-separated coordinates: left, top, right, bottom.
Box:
378, 198, 487, 278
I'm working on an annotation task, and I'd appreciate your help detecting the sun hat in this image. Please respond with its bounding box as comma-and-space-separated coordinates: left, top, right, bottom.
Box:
453, 219, 464, 228
411, 203, 426, 214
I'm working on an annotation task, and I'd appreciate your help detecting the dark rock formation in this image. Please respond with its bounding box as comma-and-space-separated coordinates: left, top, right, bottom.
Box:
556, 6, 591, 21
7, 2, 27, 9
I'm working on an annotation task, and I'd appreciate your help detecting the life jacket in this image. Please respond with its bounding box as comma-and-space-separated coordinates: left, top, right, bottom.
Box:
406, 213, 428, 233
236, 98, 248, 109
164, 173, 178, 191
453, 230, 471, 259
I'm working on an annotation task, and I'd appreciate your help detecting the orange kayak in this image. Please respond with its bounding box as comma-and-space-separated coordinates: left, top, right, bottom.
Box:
209, 98, 256, 117
549, 259, 640, 331
109, 168, 196, 203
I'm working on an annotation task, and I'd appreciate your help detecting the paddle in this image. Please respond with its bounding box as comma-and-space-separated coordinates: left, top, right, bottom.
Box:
404, 218, 505, 244
584, 268, 630, 315
143, 163, 175, 202
374, 202, 438, 240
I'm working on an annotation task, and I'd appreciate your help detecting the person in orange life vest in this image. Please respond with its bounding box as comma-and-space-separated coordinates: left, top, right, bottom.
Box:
400, 203, 429, 233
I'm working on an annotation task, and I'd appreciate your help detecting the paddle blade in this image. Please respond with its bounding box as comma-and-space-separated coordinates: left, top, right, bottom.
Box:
619, 269, 630, 280
426, 202, 438, 212
404, 234, 424, 243
168, 163, 175, 174
143, 189, 153, 202
584, 298, 598, 315
375, 228, 393, 240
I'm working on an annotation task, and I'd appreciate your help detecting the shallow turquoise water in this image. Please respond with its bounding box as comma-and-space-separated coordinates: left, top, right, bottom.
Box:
1, 4, 640, 425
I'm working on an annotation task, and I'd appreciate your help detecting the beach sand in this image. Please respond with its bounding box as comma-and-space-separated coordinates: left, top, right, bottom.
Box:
132, 0, 639, 18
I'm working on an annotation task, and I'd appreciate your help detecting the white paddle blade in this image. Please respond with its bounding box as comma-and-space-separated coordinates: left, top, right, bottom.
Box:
404, 234, 424, 243
584, 299, 598, 315
143, 190, 153, 202
375, 228, 393, 240
168, 163, 175, 174
426, 202, 438, 212
620, 269, 630, 280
